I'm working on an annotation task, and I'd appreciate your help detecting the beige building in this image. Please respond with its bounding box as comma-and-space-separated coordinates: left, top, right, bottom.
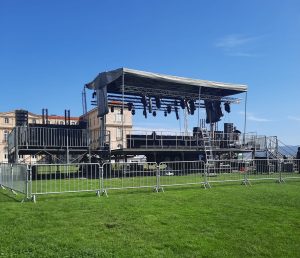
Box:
80, 104, 132, 151
0, 110, 79, 163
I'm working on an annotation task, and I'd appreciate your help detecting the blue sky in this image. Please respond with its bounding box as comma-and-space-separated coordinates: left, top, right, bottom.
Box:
0, 0, 299, 144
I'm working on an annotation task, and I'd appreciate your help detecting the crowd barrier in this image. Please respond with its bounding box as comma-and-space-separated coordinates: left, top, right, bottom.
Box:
0, 163, 28, 197
0, 159, 299, 201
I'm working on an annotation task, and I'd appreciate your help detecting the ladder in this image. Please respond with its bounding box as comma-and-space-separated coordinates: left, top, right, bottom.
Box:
202, 128, 214, 162
201, 128, 213, 188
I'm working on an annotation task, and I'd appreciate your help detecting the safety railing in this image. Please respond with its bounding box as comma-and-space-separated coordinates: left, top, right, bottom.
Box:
280, 159, 300, 181
1, 159, 299, 201
102, 162, 158, 193
246, 159, 281, 182
205, 160, 248, 184
159, 161, 206, 187
30, 163, 102, 201
0, 163, 29, 196
118, 129, 264, 151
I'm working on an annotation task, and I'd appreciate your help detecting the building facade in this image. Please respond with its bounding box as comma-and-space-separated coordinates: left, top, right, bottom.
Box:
80, 105, 132, 151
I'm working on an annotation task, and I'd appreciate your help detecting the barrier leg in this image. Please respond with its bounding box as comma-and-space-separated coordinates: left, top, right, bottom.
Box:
202, 165, 211, 189
100, 166, 108, 197
241, 170, 251, 186
276, 169, 285, 183
154, 165, 164, 192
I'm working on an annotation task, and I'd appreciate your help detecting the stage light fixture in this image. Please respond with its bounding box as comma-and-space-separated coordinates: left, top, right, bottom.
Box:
155, 96, 161, 108
185, 99, 191, 114
131, 109, 135, 115
141, 95, 147, 107
224, 102, 231, 113
152, 111, 157, 117
164, 110, 167, 117
143, 108, 147, 118
127, 102, 133, 111
92, 91, 96, 98
148, 97, 152, 113
167, 105, 172, 114
110, 106, 114, 113
189, 100, 195, 115
120, 108, 123, 115
180, 99, 185, 109
175, 107, 179, 120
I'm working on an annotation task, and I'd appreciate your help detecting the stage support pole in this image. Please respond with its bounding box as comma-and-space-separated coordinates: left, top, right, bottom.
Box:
243, 92, 248, 145
122, 70, 125, 149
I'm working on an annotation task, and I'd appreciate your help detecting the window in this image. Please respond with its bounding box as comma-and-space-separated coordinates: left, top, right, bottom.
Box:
60, 121, 64, 125
116, 127, 122, 140
32, 119, 37, 124
115, 110, 122, 123
4, 130, 9, 142
4, 117, 9, 124
71, 121, 75, 125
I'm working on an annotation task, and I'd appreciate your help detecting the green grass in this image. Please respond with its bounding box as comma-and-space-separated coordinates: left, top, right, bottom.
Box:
1, 181, 300, 257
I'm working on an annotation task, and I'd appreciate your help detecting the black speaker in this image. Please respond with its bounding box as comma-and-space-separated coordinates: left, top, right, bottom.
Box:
224, 123, 233, 140
15, 110, 28, 126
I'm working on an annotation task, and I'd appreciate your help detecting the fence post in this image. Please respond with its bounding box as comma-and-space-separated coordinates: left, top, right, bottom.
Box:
10, 163, 13, 190
26, 165, 30, 200
241, 161, 251, 186
29, 165, 36, 202
100, 164, 107, 197
277, 160, 284, 183
203, 163, 211, 189
155, 163, 163, 192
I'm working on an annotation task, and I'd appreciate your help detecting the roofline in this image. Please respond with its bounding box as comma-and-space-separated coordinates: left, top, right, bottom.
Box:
121, 67, 248, 91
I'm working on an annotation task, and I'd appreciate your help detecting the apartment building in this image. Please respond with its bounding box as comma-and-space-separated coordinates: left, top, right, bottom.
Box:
80, 105, 132, 151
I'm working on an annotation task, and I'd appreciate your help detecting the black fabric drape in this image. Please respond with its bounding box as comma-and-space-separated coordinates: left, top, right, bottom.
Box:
205, 100, 223, 123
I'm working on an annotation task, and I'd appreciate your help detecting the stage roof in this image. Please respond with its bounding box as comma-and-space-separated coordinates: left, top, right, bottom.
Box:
85, 68, 247, 99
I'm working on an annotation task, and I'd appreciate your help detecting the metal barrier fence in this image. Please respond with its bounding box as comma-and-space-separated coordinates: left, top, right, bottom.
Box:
0, 159, 299, 201
205, 160, 248, 184
275, 159, 300, 181
0, 163, 28, 196
159, 161, 206, 188
30, 163, 102, 200
246, 159, 300, 182
102, 162, 158, 193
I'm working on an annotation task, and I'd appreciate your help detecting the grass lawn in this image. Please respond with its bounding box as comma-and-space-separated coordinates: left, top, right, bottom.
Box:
0, 181, 300, 257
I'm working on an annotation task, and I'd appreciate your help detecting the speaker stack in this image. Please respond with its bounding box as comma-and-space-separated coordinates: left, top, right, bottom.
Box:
15, 110, 28, 126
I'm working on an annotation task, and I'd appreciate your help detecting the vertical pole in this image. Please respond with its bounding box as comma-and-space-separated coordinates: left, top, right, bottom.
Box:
155, 164, 161, 192
15, 127, 18, 163
198, 87, 202, 128
26, 165, 31, 199
243, 92, 248, 145
10, 164, 13, 190
82, 86, 87, 116
42, 108, 45, 124
66, 129, 69, 164
122, 70, 125, 148
45, 109, 48, 124
64, 109, 67, 125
